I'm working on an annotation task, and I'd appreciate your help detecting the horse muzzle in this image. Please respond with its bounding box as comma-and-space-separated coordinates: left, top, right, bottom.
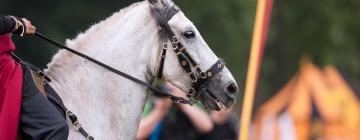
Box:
197, 75, 238, 110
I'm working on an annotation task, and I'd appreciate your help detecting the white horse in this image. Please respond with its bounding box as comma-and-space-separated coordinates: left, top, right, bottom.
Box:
45, 0, 238, 139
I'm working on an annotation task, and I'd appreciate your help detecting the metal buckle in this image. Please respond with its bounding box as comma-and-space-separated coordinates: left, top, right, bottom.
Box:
187, 88, 195, 97
172, 44, 179, 50
217, 63, 223, 69
162, 42, 168, 49
200, 72, 207, 79
181, 60, 187, 66
207, 72, 213, 77
172, 36, 179, 44
190, 75, 197, 82
172, 99, 180, 104
66, 110, 73, 116
74, 121, 82, 131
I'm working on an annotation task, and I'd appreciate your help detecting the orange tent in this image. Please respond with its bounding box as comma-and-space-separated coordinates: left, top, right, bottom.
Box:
252, 61, 360, 140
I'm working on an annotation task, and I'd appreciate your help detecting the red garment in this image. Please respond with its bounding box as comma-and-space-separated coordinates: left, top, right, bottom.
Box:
0, 34, 23, 140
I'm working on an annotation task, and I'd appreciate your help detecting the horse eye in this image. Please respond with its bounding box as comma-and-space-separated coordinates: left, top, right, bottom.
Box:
183, 31, 195, 39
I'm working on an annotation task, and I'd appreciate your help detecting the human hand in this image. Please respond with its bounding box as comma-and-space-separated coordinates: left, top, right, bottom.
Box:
165, 82, 188, 98
11, 16, 36, 36
164, 82, 194, 109
21, 18, 36, 36
153, 98, 172, 111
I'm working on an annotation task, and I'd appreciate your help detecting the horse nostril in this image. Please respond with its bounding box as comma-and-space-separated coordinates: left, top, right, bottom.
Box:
225, 83, 238, 95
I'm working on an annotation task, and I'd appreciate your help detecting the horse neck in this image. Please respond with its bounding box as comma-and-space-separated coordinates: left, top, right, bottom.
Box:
45, 2, 161, 139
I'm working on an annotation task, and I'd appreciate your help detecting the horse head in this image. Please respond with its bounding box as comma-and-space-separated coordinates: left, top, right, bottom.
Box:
148, 0, 238, 110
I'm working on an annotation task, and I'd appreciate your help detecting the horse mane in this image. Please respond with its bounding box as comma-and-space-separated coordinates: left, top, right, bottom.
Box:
45, 1, 149, 77
67, 1, 146, 50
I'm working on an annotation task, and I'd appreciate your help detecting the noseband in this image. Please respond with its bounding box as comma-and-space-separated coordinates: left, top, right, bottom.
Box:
152, 6, 225, 103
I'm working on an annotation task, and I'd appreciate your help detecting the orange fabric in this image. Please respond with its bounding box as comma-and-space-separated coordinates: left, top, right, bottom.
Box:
323, 66, 360, 139
252, 60, 360, 140
259, 76, 297, 115
253, 77, 297, 140
288, 76, 311, 140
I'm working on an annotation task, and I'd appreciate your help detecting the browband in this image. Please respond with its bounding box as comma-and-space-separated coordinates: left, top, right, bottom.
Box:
152, 6, 180, 26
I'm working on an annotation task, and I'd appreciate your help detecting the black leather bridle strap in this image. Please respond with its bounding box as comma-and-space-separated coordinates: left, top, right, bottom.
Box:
204, 59, 226, 80
154, 7, 198, 82
156, 42, 168, 79
154, 6, 180, 79
171, 39, 198, 82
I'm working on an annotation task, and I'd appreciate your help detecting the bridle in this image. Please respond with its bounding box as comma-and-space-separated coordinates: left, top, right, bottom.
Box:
152, 5, 226, 103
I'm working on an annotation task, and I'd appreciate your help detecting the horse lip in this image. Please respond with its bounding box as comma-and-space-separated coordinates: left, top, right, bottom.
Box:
223, 93, 236, 108
205, 87, 235, 109
196, 88, 220, 110
204, 89, 222, 110
204, 101, 221, 111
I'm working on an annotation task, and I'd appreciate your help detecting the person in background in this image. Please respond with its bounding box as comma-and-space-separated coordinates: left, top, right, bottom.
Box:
136, 82, 213, 140
0, 15, 68, 140
198, 108, 239, 140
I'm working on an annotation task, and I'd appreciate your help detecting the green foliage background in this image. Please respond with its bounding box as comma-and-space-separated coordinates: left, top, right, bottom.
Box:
1, 0, 359, 111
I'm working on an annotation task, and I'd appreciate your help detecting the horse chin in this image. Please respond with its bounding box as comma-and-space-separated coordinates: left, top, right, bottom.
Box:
197, 79, 237, 110
198, 87, 234, 111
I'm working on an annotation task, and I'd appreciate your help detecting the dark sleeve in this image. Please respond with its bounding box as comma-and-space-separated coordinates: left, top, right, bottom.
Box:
0, 15, 16, 34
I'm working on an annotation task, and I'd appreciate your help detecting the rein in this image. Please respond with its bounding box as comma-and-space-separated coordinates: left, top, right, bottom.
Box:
34, 32, 193, 105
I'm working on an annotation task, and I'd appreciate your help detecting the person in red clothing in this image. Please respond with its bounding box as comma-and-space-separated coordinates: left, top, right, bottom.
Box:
0, 15, 68, 140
